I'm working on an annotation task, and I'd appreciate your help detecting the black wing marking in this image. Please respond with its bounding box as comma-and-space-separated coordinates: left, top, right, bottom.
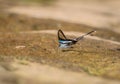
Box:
75, 30, 96, 41
58, 29, 67, 40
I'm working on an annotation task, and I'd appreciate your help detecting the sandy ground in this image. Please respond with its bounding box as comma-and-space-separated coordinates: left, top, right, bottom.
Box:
0, 60, 120, 84
1, 0, 120, 84
6, 0, 120, 33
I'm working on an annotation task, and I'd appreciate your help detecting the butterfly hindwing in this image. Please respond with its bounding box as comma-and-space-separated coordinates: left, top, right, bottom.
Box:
58, 29, 75, 48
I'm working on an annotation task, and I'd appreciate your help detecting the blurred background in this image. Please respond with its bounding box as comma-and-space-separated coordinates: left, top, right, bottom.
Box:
0, 0, 120, 84
1, 0, 120, 41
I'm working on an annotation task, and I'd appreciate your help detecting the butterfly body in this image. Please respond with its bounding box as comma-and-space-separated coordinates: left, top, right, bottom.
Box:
58, 29, 95, 49
59, 40, 77, 48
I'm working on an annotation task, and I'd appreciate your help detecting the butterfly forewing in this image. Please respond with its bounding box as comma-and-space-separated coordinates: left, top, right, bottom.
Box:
58, 29, 67, 40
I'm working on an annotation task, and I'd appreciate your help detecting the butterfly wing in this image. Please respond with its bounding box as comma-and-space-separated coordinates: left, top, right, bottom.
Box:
75, 30, 95, 41
58, 29, 67, 40
58, 29, 74, 48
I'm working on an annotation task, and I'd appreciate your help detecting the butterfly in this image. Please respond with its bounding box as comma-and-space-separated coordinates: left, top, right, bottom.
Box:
58, 29, 95, 48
